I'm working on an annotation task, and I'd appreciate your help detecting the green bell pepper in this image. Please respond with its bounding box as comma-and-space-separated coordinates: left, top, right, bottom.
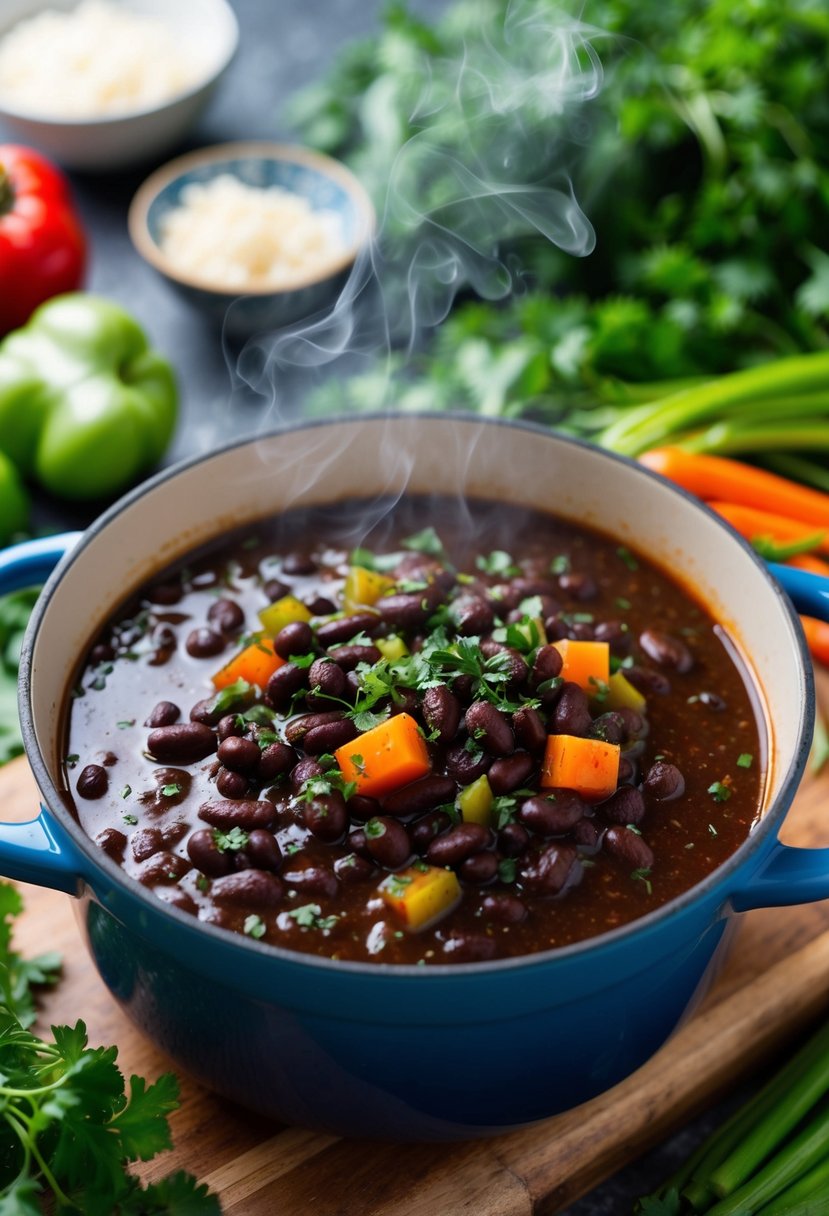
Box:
0, 293, 178, 501
0, 452, 28, 545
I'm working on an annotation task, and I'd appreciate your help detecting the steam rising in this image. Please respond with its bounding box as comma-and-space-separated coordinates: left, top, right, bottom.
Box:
230, 0, 605, 419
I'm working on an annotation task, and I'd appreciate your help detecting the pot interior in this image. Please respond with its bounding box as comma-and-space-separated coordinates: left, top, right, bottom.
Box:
28, 416, 805, 823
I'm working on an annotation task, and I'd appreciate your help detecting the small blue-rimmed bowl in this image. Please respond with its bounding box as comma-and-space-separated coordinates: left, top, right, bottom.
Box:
128, 141, 375, 338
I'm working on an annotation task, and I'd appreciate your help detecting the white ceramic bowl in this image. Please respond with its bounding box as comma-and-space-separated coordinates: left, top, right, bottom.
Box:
0, 0, 239, 171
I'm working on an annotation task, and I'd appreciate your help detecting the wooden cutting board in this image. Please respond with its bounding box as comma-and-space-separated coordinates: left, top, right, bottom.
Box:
5, 692, 829, 1216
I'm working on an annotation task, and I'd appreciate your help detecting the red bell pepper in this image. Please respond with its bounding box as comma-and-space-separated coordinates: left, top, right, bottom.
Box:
0, 144, 86, 336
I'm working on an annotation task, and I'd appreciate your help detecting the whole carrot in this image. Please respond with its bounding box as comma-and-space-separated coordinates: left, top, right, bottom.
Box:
707, 501, 829, 556
787, 553, 829, 578
640, 447, 829, 529
799, 617, 829, 667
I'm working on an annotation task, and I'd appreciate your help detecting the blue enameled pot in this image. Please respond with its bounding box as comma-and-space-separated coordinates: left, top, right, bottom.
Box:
3, 415, 829, 1140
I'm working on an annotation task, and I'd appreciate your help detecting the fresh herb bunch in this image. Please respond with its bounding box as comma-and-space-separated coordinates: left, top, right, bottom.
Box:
0, 883, 220, 1214
635, 1017, 829, 1215
293, 0, 829, 412
0, 589, 38, 766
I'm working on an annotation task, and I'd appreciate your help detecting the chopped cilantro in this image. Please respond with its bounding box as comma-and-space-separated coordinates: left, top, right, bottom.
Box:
737, 753, 753, 769
212, 826, 250, 853
476, 550, 519, 577
116, 720, 135, 730
65, 754, 79, 768
632, 867, 653, 894
209, 678, 254, 715
708, 781, 731, 803
244, 914, 267, 939
402, 526, 444, 556
550, 555, 570, 575
161, 783, 182, 798
616, 546, 639, 571
120, 785, 131, 799
287, 904, 340, 931
497, 858, 517, 884
122, 812, 138, 826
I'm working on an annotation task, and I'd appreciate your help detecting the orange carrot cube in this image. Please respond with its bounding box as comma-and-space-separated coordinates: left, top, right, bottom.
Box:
334, 712, 431, 797
540, 733, 620, 802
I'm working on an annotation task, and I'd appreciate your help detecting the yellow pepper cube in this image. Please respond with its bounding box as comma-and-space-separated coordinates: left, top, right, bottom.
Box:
375, 634, 409, 662
603, 670, 646, 714
457, 774, 494, 826
343, 565, 396, 612
379, 865, 462, 932
258, 595, 312, 637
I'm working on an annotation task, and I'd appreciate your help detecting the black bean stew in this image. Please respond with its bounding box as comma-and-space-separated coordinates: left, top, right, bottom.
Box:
65, 496, 763, 965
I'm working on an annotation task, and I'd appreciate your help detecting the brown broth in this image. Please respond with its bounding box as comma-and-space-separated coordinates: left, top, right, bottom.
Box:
64, 496, 763, 964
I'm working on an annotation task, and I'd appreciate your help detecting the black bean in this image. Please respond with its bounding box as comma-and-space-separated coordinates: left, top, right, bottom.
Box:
130, 827, 164, 862
450, 595, 495, 636
481, 892, 527, 923
489, 584, 522, 611
532, 644, 563, 689
441, 933, 497, 962
148, 723, 217, 764
590, 711, 626, 745
187, 828, 235, 877
273, 620, 314, 659
217, 735, 261, 774
95, 827, 126, 861
604, 826, 654, 870
594, 620, 632, 655
390, 688, 419, 716
544, 615, 569, 642
282, 553, 317, 575
212, 869, 285, 906
640, 628, 694, 673
282, 866, 338, 898
304, 718, 358, 754
364, 816, 412, 869
699, 690, 727, 711
238, 829, 283, 872
599, 785, 646, 826
618, 707, 647, 739
410, 810, 452, 852
215, 767, 249, 799
136, 852, 192, 886
520, 843, 579, 895
189, 698, 220, 726
161, 821, 188, 846
185, 627, 225, 659
348, 794, 383, 822
316, 612, 380, 646
257, 742, 296, 781
421, 685, 462, 743
348, 828, 370, 859
445, 744, 492, 785
512, 705, 548, 754
479, 641, 528, 688
488, 751, 534, 795
76, 764, 108, 799
465, 701, 514, 757
558, 572, 597, 600
617, 755, 637, 785
519, 792, 585, 836
571, 818, 600, 849
144, 701, 180, 728
263, 577, 291, 602
199, 799, 276, 829
643, 761, 686, 801
334, 853, 376, 883
290, 758, 324, 791
216, 714, 243, 742
498, 822, 530, 857
376, 586, 443, 628
208, 598, 245, 634
302, 792, 349, 842
307, 657, 347, 701
513, 575, 559, 599
383, 775, 457, 818
265, 662, 307, 711
626, 665, 672, 696
284, 710, 346, 746
451, 674, 475, 704
567, 622, 595, 642
329, 643, 381, 671
146, 581, 182, 605
426, 823, 491, 866
460, 852, 499, 883
551, 682, 592, 737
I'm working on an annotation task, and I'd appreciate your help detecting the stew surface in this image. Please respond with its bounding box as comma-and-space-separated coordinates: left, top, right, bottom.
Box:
65, 496, 763, 964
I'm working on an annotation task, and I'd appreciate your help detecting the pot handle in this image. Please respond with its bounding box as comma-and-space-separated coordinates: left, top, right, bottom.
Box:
733, 562, 829, 911
0, 532, 86, 896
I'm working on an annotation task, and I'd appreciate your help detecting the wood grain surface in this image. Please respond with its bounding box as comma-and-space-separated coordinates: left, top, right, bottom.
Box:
4, 701, 829, 1216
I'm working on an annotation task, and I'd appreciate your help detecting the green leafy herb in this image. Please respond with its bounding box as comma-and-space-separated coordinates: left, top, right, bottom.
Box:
120, 786, 131, 799
550, 556, 570, 575
497, 858, 517, 884
349, 546, 400, 573
243, 914, 266, 939
737, 753, 754, 769
0, 882, 218, 1211
476, 550, 519, 577
402, 527, 444, 556
116, 720, 135, 730
708, 781, 732, 803
212, 826, 250, 853
286, 904, 340, 932
631, 867, 653, 895
616, 547, 638, 572
161, 783, 182, 798
209, 677, 255, 716
122, 813, 138, 826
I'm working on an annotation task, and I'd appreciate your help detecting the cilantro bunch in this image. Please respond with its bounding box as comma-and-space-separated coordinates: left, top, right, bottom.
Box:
0, 884, 220, 1214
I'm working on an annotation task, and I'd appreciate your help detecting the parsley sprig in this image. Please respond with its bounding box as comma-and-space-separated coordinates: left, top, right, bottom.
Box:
0, 883, 219, 1213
